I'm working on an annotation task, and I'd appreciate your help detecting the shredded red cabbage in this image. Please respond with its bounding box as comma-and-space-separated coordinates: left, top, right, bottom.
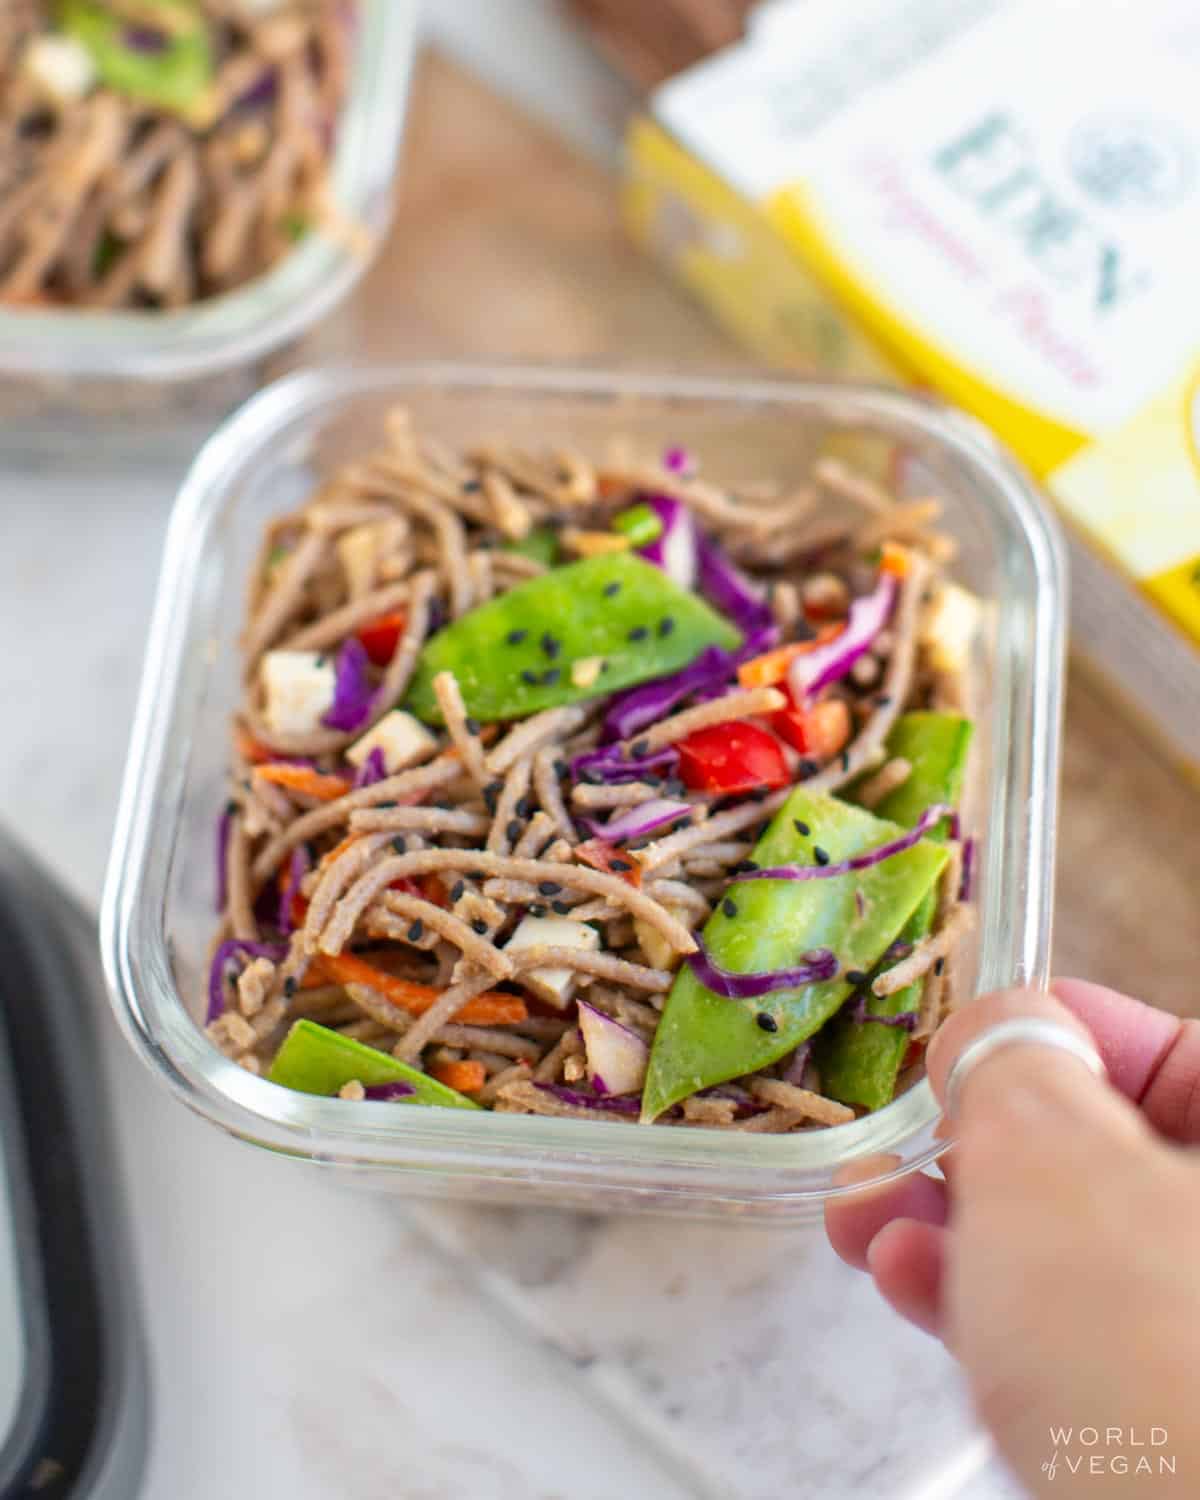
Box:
207, 939, 287, 1025
215, 804, 234, 914
788, 570, 897, 701
696, 530, 774, 634
637, 494, 697, 589
844, 992, 918, 1031
730, 804, 959, 886
580, 797, 693, 845
599, 624, 779, 743
535, 1083, 642, 1114
322, 638, 375, 731
570, 743, 680, 784
278, 845, 311, 935
959, 835, 976, 901
781, 1041, 813, 1086
687, 942, 838, 999
353, 745, 387, 789
363, 1081, 416, 1101
236, 68, 278, 109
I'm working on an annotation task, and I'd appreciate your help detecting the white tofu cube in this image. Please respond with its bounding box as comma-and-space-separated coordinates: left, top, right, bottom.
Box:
24, 35, 96, 103
345, 710, 437, 773
921, 584, 978, 676
260, 651, 336, 737
504, 915, 600, 1009
634, 910, 687, 972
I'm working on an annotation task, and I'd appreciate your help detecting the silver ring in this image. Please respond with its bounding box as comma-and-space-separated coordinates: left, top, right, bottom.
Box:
944, 1018, 1105, 1119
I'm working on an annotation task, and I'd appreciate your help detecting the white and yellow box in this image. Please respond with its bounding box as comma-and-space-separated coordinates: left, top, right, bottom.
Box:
625, 0, 1200, 768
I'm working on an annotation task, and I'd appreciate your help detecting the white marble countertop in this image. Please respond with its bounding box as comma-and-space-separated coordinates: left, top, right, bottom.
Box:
0, 10, 1026, 1498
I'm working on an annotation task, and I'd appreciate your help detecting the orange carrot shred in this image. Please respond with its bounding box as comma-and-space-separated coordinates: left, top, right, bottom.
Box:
306, 952, 526, 1025
429, 1059, 486, 1093
255, 764, 351, 802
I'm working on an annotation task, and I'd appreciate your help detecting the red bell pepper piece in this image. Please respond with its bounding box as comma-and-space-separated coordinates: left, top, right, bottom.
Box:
772, 696, 852, 760
676, 720, 791, 795
356, 610, 407, 666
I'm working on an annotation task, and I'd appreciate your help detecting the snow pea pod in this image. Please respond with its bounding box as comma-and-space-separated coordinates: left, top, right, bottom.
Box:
406, 553, 741, 725
267, 1019, 480, 1109
61, 0, 213, 115
641, 788, 949, 1121
816, 713, 973, 1111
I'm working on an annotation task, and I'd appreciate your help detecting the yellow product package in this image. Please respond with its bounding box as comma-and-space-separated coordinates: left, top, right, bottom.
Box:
625, 0, 1200, 772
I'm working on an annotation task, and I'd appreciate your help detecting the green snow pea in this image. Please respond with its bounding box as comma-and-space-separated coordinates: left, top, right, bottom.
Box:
816, 713, 973, 1111
641, 788, 949, 1121
267, 1020, 481, 1109
61, 0, 213, 115
612, 502, 663, 547
406, 552, 740, 725
501, 525, 560, 566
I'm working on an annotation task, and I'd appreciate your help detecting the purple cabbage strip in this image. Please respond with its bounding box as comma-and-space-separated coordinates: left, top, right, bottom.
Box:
696, 529, 774, 634
353, 745, 387, 790
122, 25, 169, 53
787, 570, 897, 702
277, 845, 311, 936
843, 992, 919, 1031
959, 835, 976, 901
686, 942, 838, 999
206, 939, 287, 1025
637, 494, 697, 589
599, 624, 779, 744
730, 804, 960, 886
569, 742, 680, 784
363, 1081, 416, 1101
215, 803, 234, 915
580, 797, 693, 845
236, 68, 278, 110
536, 1083, 642, 1115
591, 1071, 609, 1096
781, 1041, 813, 1086
321, 637, 375, 732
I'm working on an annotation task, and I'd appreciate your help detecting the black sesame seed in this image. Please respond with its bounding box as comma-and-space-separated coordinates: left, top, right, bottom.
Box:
876, 694, 892, 707
798, 758, 819, 778
529, 904, 547, 918
465, 717, 480, 736
506, 629, 528, 645
628, 625, 648, 642
450, 880, 465, 902
471, 919, 489, 935
521, 669, 539, 686
541, 632, 561, 659
722, 898, 738, 918
391, 836, 407, 854
603, 581, 621, 597
756, 1012, 779, 1033
506, 819, 522, 843
840, 750, 850, 772
845, 969, 868, 987
600, 661, 610, 674
793, 819, 811, 836
813, 846, 830, 866
748, 789, 768, 804
554, 759, 568, 778
792, 618, 817, 642
407, 920, 424, 941
314, 654, 327, 668
283, 977, 297, 997
542, 667, 561, 686
225, 798, 238, 816
469, 869, 486, 881
516, 796, 534, 817
611, 859, 632, 873
538, 880, 561, 895
483, 781, 501, 812
463, 479, 482, 492
631, 738, 650, 758
934, 956, 946, 976
658, 616, 675, 637
379, 799, 399, 809
552, 900, 571, 915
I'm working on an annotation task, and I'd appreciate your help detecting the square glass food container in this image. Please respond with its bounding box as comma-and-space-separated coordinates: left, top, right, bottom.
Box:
100, 364, 1066, 1220
0, 1, 415, 458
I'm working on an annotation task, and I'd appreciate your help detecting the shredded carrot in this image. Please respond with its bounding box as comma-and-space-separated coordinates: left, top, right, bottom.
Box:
255, 764, 352, 802
429, 1059, 486, 1093
575, 839, 643, 887
235, 725, 279, 764
737, 624, 842, 690
880, 541, 911, 578
306, 952, 527, 1025
319, 832, 362, 866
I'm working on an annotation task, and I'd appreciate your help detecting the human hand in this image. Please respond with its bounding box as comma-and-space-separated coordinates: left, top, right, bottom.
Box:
825, 980, 1200, 1496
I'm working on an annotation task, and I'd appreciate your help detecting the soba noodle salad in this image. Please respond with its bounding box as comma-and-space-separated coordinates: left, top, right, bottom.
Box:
209, 414, 978, 1130
0, 1, 354, 309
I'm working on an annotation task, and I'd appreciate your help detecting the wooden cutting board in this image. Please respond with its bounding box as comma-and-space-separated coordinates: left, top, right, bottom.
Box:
304, 52, 1199, 1012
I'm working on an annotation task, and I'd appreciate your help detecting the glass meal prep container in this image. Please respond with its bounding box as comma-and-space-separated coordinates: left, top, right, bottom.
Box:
100, 364, 1066, 1220
0, 1, 415, 458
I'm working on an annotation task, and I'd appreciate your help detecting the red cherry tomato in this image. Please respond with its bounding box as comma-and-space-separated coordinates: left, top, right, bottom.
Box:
356, 610, 407, 666
676, 720, 791, 795
772, 697, 852, 759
